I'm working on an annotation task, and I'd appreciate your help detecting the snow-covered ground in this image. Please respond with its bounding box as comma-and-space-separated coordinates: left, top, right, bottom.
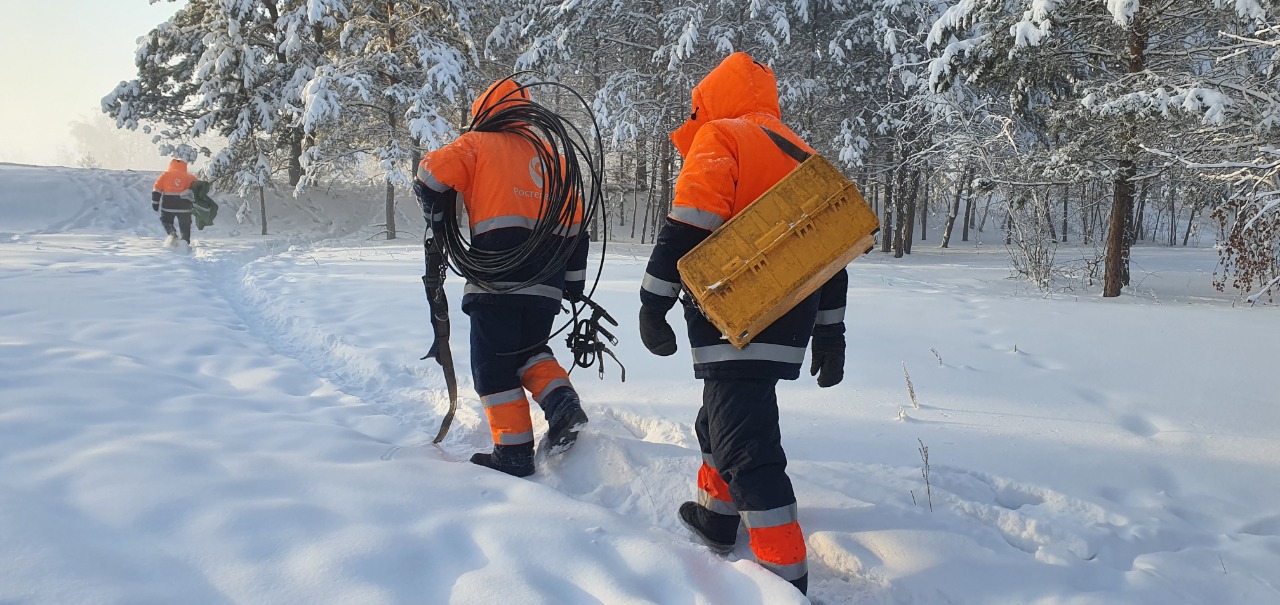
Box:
1, 162, 1277, 605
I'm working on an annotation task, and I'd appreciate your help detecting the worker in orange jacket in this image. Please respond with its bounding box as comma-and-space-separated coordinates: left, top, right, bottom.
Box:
638, 52, 849, 596
415, 79, 590, 478
152, 159, 198, 249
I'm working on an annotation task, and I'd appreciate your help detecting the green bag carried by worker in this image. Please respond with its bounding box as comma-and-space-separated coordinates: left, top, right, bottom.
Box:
191, 180, 219, 230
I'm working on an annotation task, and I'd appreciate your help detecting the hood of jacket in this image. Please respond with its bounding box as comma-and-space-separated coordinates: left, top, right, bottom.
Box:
166, 159, 188, 173
471, 78, 531, 123
670, 52, 782, 157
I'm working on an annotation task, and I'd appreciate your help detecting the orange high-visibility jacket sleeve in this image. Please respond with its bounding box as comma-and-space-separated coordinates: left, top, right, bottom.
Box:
671, 122, 739, 226
421, 134, 479, 193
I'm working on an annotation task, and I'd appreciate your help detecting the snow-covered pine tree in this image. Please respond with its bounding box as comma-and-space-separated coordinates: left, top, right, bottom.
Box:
299, 0, 478, 240
105, 1, 347, 194
927, 0, 1274, 296
487, 0, 725, 242
489, 0, 946, 245
103, 1, 213, 159
1191, 12, 1280, 302
773, 0, 946, 256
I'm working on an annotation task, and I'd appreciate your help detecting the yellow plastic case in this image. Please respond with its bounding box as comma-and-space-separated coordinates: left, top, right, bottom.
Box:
677, 154, 879, 349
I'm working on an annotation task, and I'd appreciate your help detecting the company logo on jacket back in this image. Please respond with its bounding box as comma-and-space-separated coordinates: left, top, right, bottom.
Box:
514, 157, 544, 198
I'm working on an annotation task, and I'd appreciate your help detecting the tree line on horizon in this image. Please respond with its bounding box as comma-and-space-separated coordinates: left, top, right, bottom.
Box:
103, 0, 1280, 302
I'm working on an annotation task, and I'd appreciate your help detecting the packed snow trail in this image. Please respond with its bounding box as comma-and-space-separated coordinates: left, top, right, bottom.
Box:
2, 164, 1279, 604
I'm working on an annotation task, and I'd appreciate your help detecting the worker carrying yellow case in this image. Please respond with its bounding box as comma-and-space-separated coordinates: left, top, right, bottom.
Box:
677, 154, 879, 349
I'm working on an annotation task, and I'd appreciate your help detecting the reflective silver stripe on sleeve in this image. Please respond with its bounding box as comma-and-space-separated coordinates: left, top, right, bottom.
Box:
480, 388, 526, 408
464, 282, 563, 301
758, 559, 808, 582
642, 273, 682, 298
532, 378, 572, 403
740, 503, 799, 529
496, 430, 534, 445
516, 353, 556, 378
474, 215, 538, 234
698, 491, 739, 515
472, 215, 582, 237
815, 307, 845, 325
417, 165, 449, 192
429, 211, 444, 222
691, 343, 807, 365
669, 205, 725, 230
564, 269, 586, 282
701, 452, 718, 469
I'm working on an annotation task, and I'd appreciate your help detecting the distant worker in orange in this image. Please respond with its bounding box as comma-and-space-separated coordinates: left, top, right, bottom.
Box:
414, 79, 590, 478
152, 159, 198, 250
637, 52, 849, 596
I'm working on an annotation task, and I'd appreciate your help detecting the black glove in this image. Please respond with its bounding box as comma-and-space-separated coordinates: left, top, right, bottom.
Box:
638, 306, 677, 356
809, 335, 845, 388
413, 178, 429, 209
152, 201, 159, 212
564, 286, 583, 303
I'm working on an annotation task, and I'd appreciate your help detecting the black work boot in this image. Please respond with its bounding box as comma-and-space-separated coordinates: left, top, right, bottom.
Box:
538, 387, 588, 457
790, 574, 808, 596
470, 442, 535, 477
678, 501, 738, 554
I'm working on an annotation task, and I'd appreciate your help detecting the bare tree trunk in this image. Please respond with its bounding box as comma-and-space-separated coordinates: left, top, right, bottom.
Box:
882, 169, 895, 253
654, 147, 673, 242
1105, 161, 1135, 296
288, 129, 305, 187
1167, 179, 1177, 246
942, 165, 970, 248
1182, 199, 1198, 246
1004, 197, 1014, 246
382, 2, 399, 241
919, 175, 928, 242
1061, 185, 1069, 243
1081, 183, 1092, 244
385, 181, 397, 241
961, 184, 976, 242
1046, 193, 1058, 242
1103, 0, 1147, 297
629, 138, 642, 237
892, 168, 906, 258
1134, 183, 1148, 242
979, 191, 994, 233
903, 171, 919, 255
640, 150, 657, 243
259, 185, 268, 236
968, 188, 978, 231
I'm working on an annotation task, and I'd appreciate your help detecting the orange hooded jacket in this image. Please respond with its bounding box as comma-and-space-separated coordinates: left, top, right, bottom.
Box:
665, 52, 816, 231
417, 79, 583, 237
415, 78, 589, 311
152, 159, 198, 212
649, 53, 821, 588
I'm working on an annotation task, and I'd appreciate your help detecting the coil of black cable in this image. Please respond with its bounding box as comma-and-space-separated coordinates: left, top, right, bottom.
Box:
435, 74, 607, 294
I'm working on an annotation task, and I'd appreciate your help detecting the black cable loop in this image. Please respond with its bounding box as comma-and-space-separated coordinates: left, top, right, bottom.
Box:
437, 75, 605, 294
434, 74, 619, 377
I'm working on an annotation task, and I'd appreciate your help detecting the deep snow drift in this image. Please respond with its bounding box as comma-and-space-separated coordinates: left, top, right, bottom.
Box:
1, 162, 1277, 605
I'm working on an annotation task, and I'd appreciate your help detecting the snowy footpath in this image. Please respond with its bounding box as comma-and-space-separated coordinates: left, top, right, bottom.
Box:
1, 162, 1278, 604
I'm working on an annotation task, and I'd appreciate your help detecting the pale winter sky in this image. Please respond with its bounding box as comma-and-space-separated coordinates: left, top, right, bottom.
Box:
0, 0, 177, 170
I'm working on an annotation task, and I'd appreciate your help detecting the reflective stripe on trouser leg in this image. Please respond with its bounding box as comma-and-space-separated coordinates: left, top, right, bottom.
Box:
697, 452, 738, 515
740, 504, 807, 581
516, 353, 573, 403
481, 388, 534, 445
